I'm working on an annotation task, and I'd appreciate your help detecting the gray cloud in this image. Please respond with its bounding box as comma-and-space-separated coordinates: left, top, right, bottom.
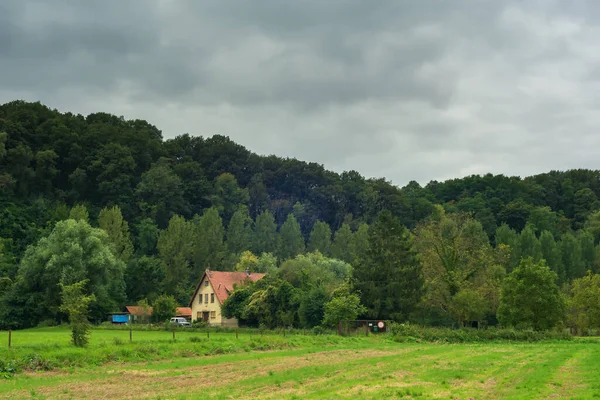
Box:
1, 0, 600, 186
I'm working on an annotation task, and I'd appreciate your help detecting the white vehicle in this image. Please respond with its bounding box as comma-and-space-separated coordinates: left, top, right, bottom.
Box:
169, 317, 191, 327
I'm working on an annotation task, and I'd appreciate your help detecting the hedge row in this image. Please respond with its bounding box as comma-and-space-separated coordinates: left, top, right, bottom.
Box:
388, 323, 572, 343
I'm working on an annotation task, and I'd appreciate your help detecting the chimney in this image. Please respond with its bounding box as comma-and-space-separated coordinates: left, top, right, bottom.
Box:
245, 268, 250, 276
205, 266, 211, 276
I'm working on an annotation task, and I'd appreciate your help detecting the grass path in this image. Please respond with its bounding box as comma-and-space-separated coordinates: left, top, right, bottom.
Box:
2, 341, 600, 399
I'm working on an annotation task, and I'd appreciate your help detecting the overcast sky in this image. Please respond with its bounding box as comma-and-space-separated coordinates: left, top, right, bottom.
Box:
1, 1, 600, 186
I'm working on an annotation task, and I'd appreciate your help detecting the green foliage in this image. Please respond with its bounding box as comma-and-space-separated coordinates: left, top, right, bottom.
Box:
234, 250, 259, 272
540, 230, 563, 279
134, 218, 159, 255
226, 205, 252, 255
211, 173, 249, 223
59, 279, 96, 347
277, 214, 305, 261
152, 295, 178, 323
416, 209, 499, 323
518, 225, 542, 262
157, 215, 194, 296
354, 210, 423, 321
125, 256, 164, 302
307, 221, 332, 255
136, 161, 188, 228
253, 210, 278, 255
298, 286, 329, 328
330, 224, 355, 264
498, 257, 565, 330
68, 204, 89, 223
192, 207, 226, 274
98, 205, 133, 262
321, 283, 366, 328
4, 219, 125, 328
390, 323, 571, 343
568, 272, 600, 335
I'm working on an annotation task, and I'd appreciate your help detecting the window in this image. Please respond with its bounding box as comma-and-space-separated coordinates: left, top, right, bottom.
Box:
205, 281, 209, 286
197, 312, 202, 320
210, 311, 216, 319
198, 294, 202, 304
211, 293, 215, 303
205, 294, 209, 303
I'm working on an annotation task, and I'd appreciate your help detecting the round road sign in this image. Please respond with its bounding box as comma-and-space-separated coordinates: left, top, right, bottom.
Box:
377, 321, 384, 329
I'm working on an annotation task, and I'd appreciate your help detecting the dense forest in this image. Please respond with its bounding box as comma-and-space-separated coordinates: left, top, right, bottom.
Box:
2, 100, 600, 333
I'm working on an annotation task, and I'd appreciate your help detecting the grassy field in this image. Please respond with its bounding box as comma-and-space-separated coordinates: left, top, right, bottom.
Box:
0, 327, 599, 399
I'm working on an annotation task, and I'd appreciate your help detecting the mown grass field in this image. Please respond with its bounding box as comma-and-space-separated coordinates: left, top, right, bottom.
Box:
0, 327, 599, 399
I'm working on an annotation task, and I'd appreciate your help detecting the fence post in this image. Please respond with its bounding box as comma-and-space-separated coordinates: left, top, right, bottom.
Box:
207, 327, 210, 339
365, 324, 369, 337
338, 322, 341, 336
129, 327, 132, 342
303, 328, 306, 336
8, 329, 11, 348
236, 328, 238, 339
172, 330, 175, 340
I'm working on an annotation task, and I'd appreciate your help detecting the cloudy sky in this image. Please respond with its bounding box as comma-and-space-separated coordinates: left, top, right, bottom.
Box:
1, 1, 600, 186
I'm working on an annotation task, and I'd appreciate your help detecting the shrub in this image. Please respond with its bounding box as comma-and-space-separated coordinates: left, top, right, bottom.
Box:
37, 319, 57, 328
389, 323, 572, 343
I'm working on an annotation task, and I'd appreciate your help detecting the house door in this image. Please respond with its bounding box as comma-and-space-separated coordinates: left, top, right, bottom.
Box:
202, 312, 209, 322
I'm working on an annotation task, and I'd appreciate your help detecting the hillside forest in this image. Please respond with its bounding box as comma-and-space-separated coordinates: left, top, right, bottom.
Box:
2, 101, 600, 333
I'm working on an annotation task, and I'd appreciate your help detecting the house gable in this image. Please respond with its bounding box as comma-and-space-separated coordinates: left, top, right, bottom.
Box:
188, 269, 266, 307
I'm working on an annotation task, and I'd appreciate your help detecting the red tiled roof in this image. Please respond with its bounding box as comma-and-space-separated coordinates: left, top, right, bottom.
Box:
125, 305, 153, 316
176, 307, 192, 317
188, 270, 266, 306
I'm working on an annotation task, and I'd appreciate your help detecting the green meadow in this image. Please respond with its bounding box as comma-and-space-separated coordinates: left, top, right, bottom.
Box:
0, 327, 599, 399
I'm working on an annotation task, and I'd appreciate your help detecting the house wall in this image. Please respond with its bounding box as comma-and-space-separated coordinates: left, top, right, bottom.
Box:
190, 275, 238, 327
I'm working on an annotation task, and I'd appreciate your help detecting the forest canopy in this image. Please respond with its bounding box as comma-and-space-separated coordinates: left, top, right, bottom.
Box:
1, 100, 600, 332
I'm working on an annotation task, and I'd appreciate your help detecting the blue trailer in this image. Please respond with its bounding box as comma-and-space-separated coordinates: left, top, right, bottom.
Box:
111, 314, 129, 324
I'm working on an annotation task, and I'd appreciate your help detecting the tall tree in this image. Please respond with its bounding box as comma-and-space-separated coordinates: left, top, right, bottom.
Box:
134, 218, 159, 255
226, 205, 252, 255
574, 188, 599, 230
98, 205, 133, 262
560, 233, 584, 281
527, 206, 559, 237
330, 224, 355, 264
125, 256, 164, 303
59, 279, 95, 347
135, 161, 187, 228
277, 214, 305, 261
497, 257, 565, 330
568, 272, 600, 334
518, 225, 542, 262
580, 231, 596, 274
495, 223, 519, 272
539, 230, 563, 279
352, 223, 369, 266
191, 207, 226, 274
353, 210, 423, 321
3, 219, 125, 327
157, 215, 194, 297
253, 210, 278, 255
307, 221, 332, 255
210, 173, 249, 223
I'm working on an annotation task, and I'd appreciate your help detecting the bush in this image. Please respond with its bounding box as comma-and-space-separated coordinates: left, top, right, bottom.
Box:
37, 319, 57, 328
389, 323, 572, 343
312, 326, 325, 335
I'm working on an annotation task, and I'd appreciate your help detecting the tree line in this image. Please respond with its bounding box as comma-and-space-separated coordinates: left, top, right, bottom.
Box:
2, 100, 600, 333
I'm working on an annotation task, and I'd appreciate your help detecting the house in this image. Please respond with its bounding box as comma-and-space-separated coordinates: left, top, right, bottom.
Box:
121, 305, 193, 324
189, 268, 265, 327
